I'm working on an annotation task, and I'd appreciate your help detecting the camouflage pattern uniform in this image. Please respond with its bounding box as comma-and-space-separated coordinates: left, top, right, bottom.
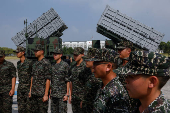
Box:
0, 50, 17, 113
82, 74, 102, 113
28, 44, 52, 113
135, 93, 170, 113
115, 41, 138, 112
13, 46, 33, 113
116, 41, 133, 68
127, 50, 170, 113
70, 47, 92, 113
82, 48, 102, 113
50, 48, 70, 113
91, 48, 130, 113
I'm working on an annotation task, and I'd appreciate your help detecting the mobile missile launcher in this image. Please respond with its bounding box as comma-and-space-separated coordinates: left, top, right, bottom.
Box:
11, 8, 67, 62
97, 5, 164, 52
92, 40, 101, 49
105, 39, 115, 50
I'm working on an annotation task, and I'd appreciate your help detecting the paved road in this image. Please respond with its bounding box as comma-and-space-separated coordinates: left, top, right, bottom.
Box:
6, 59, 170, 113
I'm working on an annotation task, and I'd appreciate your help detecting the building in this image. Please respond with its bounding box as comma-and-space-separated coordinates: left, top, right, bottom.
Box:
62, 41, 105, 50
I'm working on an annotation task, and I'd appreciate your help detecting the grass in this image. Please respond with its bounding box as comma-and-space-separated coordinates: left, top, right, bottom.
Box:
5, 56, 19, 60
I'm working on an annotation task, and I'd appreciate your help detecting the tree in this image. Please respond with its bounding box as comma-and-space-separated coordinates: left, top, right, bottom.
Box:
166, 41, 170, 57
62, 46, 74, 55
159, 42, 166, 51
0, 47, 15, 56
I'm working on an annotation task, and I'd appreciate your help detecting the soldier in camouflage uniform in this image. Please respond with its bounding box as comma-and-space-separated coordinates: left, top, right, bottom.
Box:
13, 46, 33, 113
125, 50, 170, 112
69, 47, 92, 113
80, 48, 102, 113
114, 41, 138, 112
0, 50, 17, 113
28, 44, 52, 113
50, 48, 70, 113
91, 48, 130, 113
116, 41, 133, 67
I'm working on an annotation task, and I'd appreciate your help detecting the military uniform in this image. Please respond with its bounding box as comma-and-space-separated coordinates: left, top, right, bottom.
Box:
114, 66, 140, 113
70, 47, 92, 113
0, 50, 17, 113
115, 41, 139, 112
17, 58, 33, 113
89, 48, 130, 113
81, 48, 102, 113
135, 93, 170, 113
127, 50, 170, 112
28, 44, 52, 113
70, 61, 91, 113
82, 74, 102, 113
93, 77, 130, 113
13, 46, 33, 113
50, 48, 70, 113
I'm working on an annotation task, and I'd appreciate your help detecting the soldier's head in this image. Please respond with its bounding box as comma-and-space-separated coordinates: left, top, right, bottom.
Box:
51, 48, 63, 61
13, 46, 26, 58
33, 44, 44, 58
73, 47, 84, 62
125, 51, 170, 99
66, 56, 69, 59
0, 50, 5, 63
91, 48, 118, 78
83, 48, 98, 69
117, 41, 133, 59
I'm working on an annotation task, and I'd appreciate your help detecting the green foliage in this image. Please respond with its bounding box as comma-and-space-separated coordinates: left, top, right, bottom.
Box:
62, 46, 74, 55
0, 47, 15, 56
159, 41, 170, 54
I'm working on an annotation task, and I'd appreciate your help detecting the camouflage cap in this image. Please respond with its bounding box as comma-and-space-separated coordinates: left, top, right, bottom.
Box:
73, 47, 84, 55
0, 50, 5, 56
13, 46, 26, 53
51, 48, 63, 54
127, 50, 170, 77
117, 41, 133, 50
91, 48, 118, 63
32, 44, 44, 51
83, 48, 98, 61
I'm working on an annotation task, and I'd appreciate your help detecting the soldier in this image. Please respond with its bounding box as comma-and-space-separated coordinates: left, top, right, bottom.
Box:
80, 48, 102, 113
116, 41, 133, 67
0, 50, 16, 113
13, 46, 33, 113
50, 48, 70, 113
125, 50, 170, 112
69, 47, 92, 113
114, 41, 139, 112
91, 48, 130, 113
28, 44, 52, 113
64, 56, 71, 65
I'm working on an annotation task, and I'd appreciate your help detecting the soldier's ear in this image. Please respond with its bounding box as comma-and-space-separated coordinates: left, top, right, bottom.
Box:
148, 76, 158, 89
106, 63, 112, 71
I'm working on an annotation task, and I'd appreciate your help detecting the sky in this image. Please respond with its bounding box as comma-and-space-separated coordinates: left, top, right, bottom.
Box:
0, 0, 170, 49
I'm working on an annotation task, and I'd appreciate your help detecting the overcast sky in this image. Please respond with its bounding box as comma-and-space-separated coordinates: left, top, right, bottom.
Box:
0, 0, 170, 49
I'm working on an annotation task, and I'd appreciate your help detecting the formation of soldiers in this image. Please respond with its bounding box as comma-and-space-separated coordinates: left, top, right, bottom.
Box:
0, 41, 170, 113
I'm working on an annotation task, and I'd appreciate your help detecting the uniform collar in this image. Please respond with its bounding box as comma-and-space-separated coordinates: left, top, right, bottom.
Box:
143, 93, 165, 112
100, 77, 119, 92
